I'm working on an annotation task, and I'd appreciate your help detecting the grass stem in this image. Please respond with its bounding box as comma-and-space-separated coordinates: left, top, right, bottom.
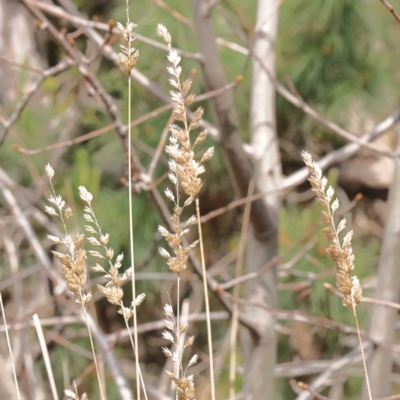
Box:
195, 197, 216, 400
81, 303, 106, 400
0, 293, 21, 400
33, 313, 59, 400
353, 305, 372, 400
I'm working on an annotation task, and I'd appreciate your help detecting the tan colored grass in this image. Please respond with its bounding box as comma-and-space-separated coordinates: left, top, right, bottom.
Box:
162, 303, 197, 400
156, 23, 215, 400
78, 186, 148, 399
117, 3, 142, 398
302, 152, 362, 308
302, 151, 372, 400
44, 165, 105, 400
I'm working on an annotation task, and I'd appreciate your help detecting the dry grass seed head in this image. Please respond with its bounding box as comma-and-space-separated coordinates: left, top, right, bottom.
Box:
162, 303, 198, 399
302, 151, 362, 308
156, 25, 212, 274
45, 165, 91, 306
78, 186, 145, 318
117, 20, 139, 74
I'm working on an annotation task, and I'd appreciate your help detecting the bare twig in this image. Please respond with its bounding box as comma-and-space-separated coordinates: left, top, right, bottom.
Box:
296, 381, 330, 400
0, 58, 74, 144
152, 0, 194, 27
295, 345, 372, 400
380, 0, 400, 23
0, 55, 43, 74
26, 0, 201, 60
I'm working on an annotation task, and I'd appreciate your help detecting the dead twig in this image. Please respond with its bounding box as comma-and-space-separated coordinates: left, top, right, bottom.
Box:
380, 0, 400, 23
0, 58, 75, 144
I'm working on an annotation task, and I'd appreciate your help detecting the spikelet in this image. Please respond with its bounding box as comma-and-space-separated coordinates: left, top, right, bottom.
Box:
116, 13, 139, 74
302, 152, 362, 308
162, 304, 197, 400
156, 23, 213, 199
44, 165, 91, 307
78, 186, 145, 319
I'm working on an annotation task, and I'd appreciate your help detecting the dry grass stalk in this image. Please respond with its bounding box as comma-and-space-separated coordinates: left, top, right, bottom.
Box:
0, 293, 21, 400
301, 152, 362, 308
78, 186, 146, 318
156, 23, 215, 400
302, 151, 372, 399
44, 165, 105, 400
33, 313, 59, 400
117, 2, 141, 398
79, 186, 148, 400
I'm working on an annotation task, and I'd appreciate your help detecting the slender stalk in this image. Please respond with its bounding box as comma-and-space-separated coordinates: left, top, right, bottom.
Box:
229, 179, 254, 400
81, 301, 106, 400
121, 306, 148, 400
128, 72, 140, 400
33, 313, 59, 400
177, 274, 182, 379
352, 305, 372, 400
0, 294, 21, 400
125, 1, 140, 398
195, 197, 216, 400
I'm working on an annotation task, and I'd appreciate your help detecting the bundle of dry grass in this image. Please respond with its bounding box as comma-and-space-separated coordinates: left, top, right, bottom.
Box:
44, 165, 102, 400
302, 151, 371, 399
302, 151, 362, 309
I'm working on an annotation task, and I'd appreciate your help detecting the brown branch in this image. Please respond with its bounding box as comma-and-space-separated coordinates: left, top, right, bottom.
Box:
283, 109, 400, 190
295, 381, 330, 400
219, 289, 370, 338
26, 0, 202, 60
283, 76, 395, 159
191, 0, 274, 242
295, 345, 372, 400
152, 0, 194, 27
325, 283, 400, 311
13, 103, 171, 155
0, 56, 43, 74
13, 79, 239, 156
380, 0, 400, 23
20, 0, 145, 174
0, 58, 75, 144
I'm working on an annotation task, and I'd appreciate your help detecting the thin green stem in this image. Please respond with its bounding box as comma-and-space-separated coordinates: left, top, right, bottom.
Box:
195, 197, 215, 400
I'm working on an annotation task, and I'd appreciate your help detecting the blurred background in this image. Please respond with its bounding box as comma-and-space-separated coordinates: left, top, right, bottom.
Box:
0, 0, 399, 399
